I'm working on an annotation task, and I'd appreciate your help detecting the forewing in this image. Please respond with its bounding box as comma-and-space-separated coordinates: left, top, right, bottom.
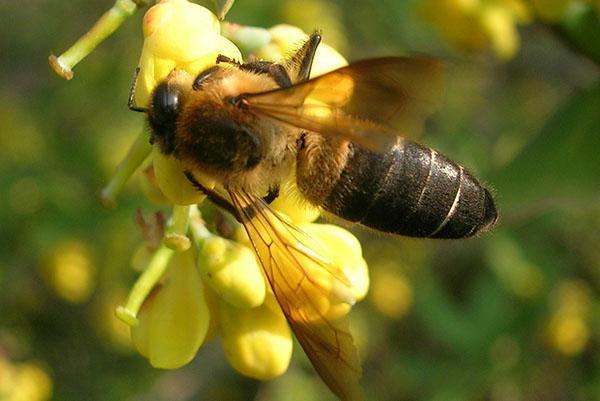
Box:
244, 56, 444, 150
229, 190, 362, 401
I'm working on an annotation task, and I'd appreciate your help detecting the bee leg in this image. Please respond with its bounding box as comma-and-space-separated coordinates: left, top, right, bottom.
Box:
266, 64, 292, 88
290, 32, 322, 82
217, 53, 293, 88
192, 65, 222, 91
184, 171, 243, 222
263, 185, 280, 204
239, 61, 293, 88
128, 67, 147, 113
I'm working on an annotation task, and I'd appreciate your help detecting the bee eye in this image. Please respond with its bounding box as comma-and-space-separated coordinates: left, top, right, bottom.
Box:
152, 82, 180, 117
148, 82, 182, 155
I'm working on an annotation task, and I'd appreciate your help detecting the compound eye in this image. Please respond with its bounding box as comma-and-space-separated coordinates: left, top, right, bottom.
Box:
152, 82, 181, 118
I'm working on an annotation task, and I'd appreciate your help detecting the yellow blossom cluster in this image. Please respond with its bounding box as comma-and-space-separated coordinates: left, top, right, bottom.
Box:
0, 356, 52, 401
418, 0, 599, 60
546, 279, 592, 356
418, 0, 531, 60
114, 0, 369, 383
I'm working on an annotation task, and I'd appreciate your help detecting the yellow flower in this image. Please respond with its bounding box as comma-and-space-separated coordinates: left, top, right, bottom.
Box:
219, 295, 293, 380
42, 240, 95, 304
269, 176, 321, 223
369, 264, 413, 319
198, 236, 266, 308
299, 223, 369, 303
131, 248, 211, 369
134, 0, 241, 106
117, 15, 370, 388
134, 0, 241, 205
418, 0, 532, 60
152, 147, 214, 205
546, 279, 592, 356
0, 356, 53, 401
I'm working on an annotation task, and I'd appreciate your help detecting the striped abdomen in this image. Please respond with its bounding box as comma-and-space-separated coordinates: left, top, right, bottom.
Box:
321, 140, 497, 238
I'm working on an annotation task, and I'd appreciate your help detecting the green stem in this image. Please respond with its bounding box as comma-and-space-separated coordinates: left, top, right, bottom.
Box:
99, 129, 152, 208
116, 244, 174, 326
164, 205, 192, 251
49, 0, 147, 80
188, 205, 213, 248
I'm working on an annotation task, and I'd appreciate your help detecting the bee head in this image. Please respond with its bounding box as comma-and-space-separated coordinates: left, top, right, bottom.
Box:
147, 70, 193, 155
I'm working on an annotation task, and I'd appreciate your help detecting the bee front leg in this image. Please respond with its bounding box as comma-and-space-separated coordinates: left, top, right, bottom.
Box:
263, 185, 280, 204
184, 172, 279, 222
184, 171, 243, 222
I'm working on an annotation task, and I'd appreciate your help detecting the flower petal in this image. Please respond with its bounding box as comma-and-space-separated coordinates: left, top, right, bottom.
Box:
219, 297, 293, 380
199, 236, 266, 309
131, 249, 210, 369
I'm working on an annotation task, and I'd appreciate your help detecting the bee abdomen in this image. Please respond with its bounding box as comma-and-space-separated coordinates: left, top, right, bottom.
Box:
323, 140, 497, 238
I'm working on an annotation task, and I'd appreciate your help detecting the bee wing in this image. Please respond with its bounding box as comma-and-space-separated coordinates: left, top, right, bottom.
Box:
244, 56, 444, 150
229, 189, 362, 401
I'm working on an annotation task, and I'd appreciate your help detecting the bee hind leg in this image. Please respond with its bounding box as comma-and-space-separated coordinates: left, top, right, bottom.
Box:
216, 54, 292, 89
240, 62, 292, 88
289, 31, 321, 82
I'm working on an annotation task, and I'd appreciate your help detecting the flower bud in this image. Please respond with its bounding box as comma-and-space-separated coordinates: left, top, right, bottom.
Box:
219, 297, 293, 380
0, 357, 53, 401
418, 0, 531, 60
300, 223, 369, 302
546, 280, 592, 356
131, 249, 210, 369
135, 0, 242, 106
198, 236, 266, 308
42, 240, 95, 304
256, 24, 348, 76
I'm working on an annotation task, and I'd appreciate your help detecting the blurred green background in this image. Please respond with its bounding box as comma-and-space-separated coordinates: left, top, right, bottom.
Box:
1, 0, 599, 400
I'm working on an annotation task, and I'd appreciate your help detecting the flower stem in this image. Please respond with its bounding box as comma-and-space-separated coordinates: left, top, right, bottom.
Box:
164, 205, 192, 251
116, 244, 174, 326
48, 0, 146, 80
99, 129, 152, 208
189, 206, 213, 247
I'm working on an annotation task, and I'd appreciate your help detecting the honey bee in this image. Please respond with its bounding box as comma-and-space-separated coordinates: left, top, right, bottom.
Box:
130, 33, 497, 400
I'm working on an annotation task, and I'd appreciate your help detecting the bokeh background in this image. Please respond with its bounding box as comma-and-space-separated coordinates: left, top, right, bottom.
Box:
1, 0, 599, 400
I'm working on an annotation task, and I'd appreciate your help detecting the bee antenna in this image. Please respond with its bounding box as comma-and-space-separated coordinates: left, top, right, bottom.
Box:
128, 67, 148, 113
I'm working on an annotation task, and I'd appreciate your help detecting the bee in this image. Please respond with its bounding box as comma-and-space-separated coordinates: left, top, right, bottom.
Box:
130, 33, 497, 400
